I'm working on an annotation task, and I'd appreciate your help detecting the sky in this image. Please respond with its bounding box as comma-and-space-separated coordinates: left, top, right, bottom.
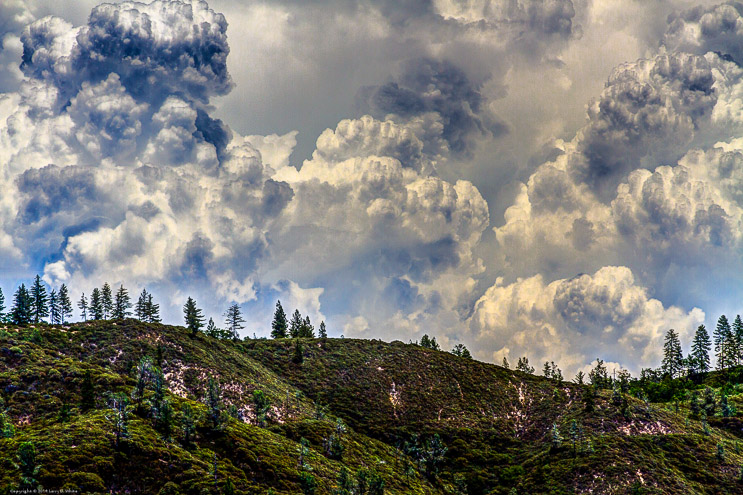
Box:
3, 0, 743, 376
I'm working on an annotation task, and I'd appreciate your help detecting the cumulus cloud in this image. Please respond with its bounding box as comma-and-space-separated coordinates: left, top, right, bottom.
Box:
358, 58, 505, 157
470, 266, 705, 375
0, 0, 495, 347
269, 114, 489, 337
665, 3, 743, 65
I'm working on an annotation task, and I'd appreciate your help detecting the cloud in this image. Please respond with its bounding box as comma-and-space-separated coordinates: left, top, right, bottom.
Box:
358, 58, 505, 156
665, 3, 743, 65
469, 266, 705, 375
575, 51, 717, 196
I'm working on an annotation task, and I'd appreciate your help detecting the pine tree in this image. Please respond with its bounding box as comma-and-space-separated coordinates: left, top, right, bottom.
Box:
206, 377, 223, 430
734, 315, 743, 366
318, 321, 327, 338
78, 293, 88, 322
206, 318, 218, 338
451, 343, 472, 359
30, 275, 49, 323
0, 287, 5, 323
715, 315, 733, 370
299, 316, 315, 338
502, 356, 510, 369
691, 324, 712, 373
224, 303, 245, 338
136, 289, 148, 321
543, 361, 552, 378
59, 284, 72, 324
289, 309, 303, 338
145, 294, 161, 323
271, 301, 288, 338
48, 289, 60, 325
11, 284, 33, 326
516, 357, 534, 374
661, 329, 683, 378
90, 288, 103, 320
113, 285, 132, 319
183, 297, 205, 337
101, 283, 113, 319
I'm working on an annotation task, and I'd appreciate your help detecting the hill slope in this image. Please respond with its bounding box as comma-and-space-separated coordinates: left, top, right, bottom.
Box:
0, 321, 740, 494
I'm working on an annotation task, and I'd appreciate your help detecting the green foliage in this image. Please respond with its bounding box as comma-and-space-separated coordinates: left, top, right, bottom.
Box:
271, 300, 288, 338
253, 389, 270, 427
589, 358, 609, 388
14, 441, 40, 489
551, 423, 563, 451
451, 343, 472, 359
30, 275, 49, 323
80, 369, 96, 411
101, 282, 113, 319
299, 471, 317, 495
11, 283, 33, 325
90, 287, 103, 320
516, 356, 534, 374
293, 338, 304, 364
206, 376, 225, 431
105, 392, 130, 448
419, 334, 440, 350
224, 303, 245, 337
324, 418, 346, 460
113, 284, 132, 319
662, 329, 683, 378
183, 297, 205, 337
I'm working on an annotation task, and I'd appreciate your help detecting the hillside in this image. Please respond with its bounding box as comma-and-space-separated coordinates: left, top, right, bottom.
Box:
0, 321, 740, 494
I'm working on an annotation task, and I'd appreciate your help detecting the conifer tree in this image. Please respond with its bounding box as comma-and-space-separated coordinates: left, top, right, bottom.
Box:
48, 289, 60, 325
206, 377, 223, 430
0, 287, 5, 323
145, 294, 161, 323
318, 321, 327, 338
78, 293, 88, 322
451, 343, 472, 359
183, 297, 205, 337
516, 356, 534, 374
11, 284, 33, 326
661, 329, 683, 378
206, 317, 218, 337
136, 289, 148, 321
300, 316, 315, 338
90, 288, 103, 320
691, 324, 712, 373
224, 303, 245, 337
502, 356, 510, 369
715, 315, 733, 370
113, 285, 132, 319
734, 315, 743, 366
271, 300, 288, 338
289, 309, 303, 338
30, 275, 48, 323
181, 403, 196, 445
100, 283, 112, 319
59, 284, 72, 324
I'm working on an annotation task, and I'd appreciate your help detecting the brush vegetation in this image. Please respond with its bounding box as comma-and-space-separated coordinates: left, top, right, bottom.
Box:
0, 319, 741, 494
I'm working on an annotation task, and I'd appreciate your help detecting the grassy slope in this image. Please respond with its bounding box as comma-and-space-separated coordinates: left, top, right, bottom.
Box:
0, 321, 436, 494
245, 338, 743, 494
0, 322, 742, 494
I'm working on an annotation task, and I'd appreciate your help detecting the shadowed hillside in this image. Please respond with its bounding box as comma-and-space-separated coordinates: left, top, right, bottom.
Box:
0, 321, 740, 494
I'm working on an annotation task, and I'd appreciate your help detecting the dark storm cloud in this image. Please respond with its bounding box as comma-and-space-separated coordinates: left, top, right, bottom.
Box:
13, 164, 118, 261
21, 0, 233, 109
575, 52, 716, 197
16, 165, 103, 225
359, 58, 506, 156
665, 2, 743, 65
